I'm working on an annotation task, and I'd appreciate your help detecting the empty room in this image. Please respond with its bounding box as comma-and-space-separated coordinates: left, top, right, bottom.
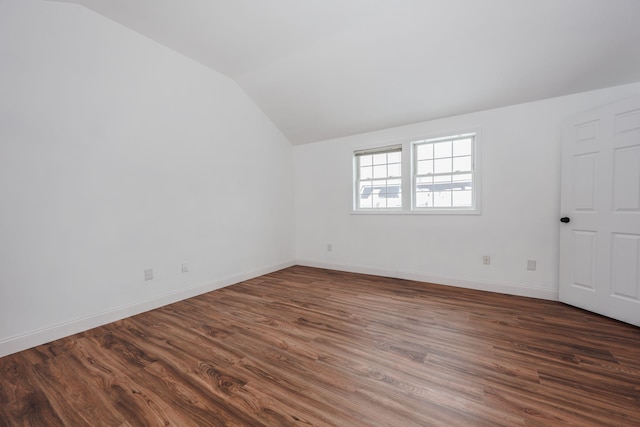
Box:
1, 0, 640, 425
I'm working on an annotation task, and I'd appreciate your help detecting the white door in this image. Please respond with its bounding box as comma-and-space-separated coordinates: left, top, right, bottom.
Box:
559, 96, 640, 327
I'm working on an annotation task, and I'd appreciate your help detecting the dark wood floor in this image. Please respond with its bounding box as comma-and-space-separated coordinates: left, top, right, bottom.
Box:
1, 266, 639, 426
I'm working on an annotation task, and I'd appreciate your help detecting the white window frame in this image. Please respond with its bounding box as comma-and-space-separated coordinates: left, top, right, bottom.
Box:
351, 130, 481, 215
412, 132, 480, 214
353, 145, 403, 211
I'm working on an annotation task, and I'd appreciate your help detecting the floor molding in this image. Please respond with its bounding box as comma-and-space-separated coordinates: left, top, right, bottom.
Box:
0, 260, 295, 358
296, 259, 558, 301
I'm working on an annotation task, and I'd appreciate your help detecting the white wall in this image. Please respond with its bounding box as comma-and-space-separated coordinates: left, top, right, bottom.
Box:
0, 0, 294, 357
294, 82, 640, 299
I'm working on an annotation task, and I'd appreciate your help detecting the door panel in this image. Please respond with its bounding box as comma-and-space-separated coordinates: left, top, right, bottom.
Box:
614, 108, 640, 134
613, 146, 640, 211
575, 119, 599, 142
559, 96, 640, 327
610, 233, 640, 300
571, 230, 597, 290
572, 153, 597, 211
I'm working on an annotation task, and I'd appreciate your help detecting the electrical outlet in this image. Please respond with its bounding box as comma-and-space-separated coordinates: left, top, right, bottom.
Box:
181, 263, 189, 273
144, 268, 153, 281
527, 260, 537, 271
327, 243, 333, 252
483, 255, 491, 265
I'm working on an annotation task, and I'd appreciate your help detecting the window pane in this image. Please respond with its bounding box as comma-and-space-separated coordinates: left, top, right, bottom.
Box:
417, 159, 433, 175
373, 164, 388, 179
433, 190, 452, 207
453, 174, 472, 190
387, 197, 402, 208
452, 155, 471, 172
434, 182, 454, 192
359, 182, 373, 208
453, 138, 472, 156
433, 174, 452, 192
416, 176, 432, 191
386, 179, 402, 208
359, 155, 372, 166
372, 153, 387, 165
380, 180, 401, 199
369, 179, 386, 208
416, 144, 433, 160
371, 179, 387, 188
360, 166, 373, 179
415, 191, 432, 207
434, 141, 452, 159
388, 163, 401, 177
434, 158, 452, 174
360, 181, 374, 198
453, 190, 472, 206
388, 151, 401, 163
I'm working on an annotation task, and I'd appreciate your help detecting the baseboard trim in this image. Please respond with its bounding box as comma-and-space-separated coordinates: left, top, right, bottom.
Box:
0, 260, 295, 358
1, 259, 558, 358
296, 259, 559, 301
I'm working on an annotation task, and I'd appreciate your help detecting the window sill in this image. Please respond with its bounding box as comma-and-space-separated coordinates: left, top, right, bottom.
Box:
351, 208, 481, 215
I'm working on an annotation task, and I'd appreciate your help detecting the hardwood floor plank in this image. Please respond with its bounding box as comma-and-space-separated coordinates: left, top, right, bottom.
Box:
75, 336, 199, 427
0, 354, 65, 426
234, 356, 376, 427
28, 354, 124, 426
1, 266, 639, 426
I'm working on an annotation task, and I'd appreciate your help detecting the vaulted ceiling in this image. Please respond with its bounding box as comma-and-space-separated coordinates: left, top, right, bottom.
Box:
56, 0, 640, 144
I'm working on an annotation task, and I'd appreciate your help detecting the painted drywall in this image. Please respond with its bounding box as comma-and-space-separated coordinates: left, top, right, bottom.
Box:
0, 0, 294, 356
294, 82, 640, 300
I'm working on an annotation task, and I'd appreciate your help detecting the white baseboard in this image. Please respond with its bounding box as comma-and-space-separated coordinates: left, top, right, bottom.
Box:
1, 259, 558, 358
296, 259, 559, 301
0, 260, 295, 358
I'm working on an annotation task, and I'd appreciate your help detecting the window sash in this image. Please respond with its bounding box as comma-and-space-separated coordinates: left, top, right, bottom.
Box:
355, 146, 403, 210
352, 132, 479, 213
412, 134, 476, 210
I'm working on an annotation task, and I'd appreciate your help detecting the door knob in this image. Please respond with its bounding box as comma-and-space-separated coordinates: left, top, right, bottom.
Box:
560, 217, 570, 223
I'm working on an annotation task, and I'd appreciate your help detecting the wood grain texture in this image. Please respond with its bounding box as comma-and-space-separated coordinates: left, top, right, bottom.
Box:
1, 266, 639, 426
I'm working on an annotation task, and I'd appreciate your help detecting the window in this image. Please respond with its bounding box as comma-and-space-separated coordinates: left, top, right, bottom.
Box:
413, 134, 475, 210
355, 145, 402, 209
353, 131, 479, 214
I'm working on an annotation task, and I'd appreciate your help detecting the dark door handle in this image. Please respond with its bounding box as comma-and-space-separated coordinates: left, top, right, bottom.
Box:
560, 217, 570, 223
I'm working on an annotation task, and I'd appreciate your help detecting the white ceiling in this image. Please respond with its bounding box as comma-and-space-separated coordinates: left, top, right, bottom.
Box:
57, 0, 640, 144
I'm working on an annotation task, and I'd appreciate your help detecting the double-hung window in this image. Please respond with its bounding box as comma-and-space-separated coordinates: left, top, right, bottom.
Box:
413, 133, 476, 210
354, 145, 402, 210
353, 132, 479, 213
